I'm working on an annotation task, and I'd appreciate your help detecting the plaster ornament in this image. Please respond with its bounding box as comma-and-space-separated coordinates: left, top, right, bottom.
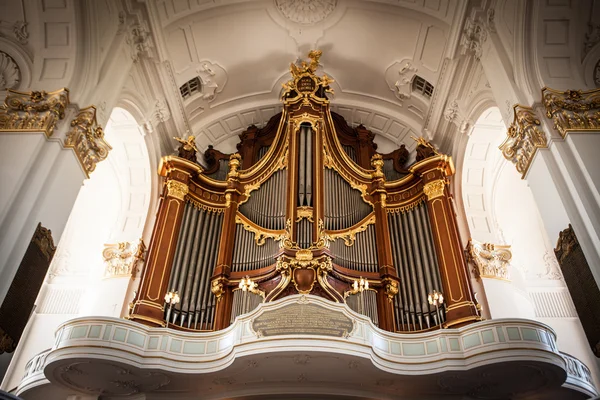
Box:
595, 59, 600, 87
196, 61, 227, 102
13, 21, 28, 44
538, 251, 563, 280
584, 23, 600, 59
0, 51, 20, 89
384, 60, 417, 103
127, 24, 152, 61
275, 0, 337, 25
460, 15, 488, 61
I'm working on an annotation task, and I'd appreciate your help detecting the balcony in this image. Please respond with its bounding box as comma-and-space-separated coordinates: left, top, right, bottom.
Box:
15, 295, 598, 399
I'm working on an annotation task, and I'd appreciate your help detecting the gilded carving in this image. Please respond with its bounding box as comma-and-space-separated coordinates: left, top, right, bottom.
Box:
370, 153, 384, 179
64, 106, 111, 176
296, 206, 314, 222
227, 153, 242, 179
174, 135, 198, 163
326, 214, 375, 246
499, 105, 547, 178
423, 180, 445, 200
236, 214, 285, 246
282, 50, 334, 100
274, 254, 336, 298
466, 240, 512, 281
211, 277, 228, 300
103, 239, 146, 277
382, 276, 399, 301
0, 88, 69, 137
166, 180, 188, 201
542, 87, 600, 138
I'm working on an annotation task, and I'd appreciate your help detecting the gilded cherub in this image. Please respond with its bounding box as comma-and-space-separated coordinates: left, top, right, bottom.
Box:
412, 136, 439, 161
174, 135, 199, 163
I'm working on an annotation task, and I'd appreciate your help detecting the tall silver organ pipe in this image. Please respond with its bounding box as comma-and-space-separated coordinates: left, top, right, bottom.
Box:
257, 145, 270, 162
296, 219, 313, 249
297, 124, 313, 207
388, 201, 445, 331
230, 290, 263, 323
239, 169, 287, 230
328, 224, 378, 273
346, 290, 379, 326
324, 169, 372, 230
382, 159, 405, 181
342, 144, 357, 163
231, 226, 279, 272
167, 201, 223, 330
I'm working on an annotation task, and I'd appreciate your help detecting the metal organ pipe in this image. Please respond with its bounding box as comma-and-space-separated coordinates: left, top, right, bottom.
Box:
324, 169, 371, 230
239, 169, 287, 230
388, 202, 444, 331
166, 202, 223, 330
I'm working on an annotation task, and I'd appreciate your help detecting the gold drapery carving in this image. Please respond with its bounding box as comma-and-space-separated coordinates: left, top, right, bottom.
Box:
0, 88, 69, 137
542, 87, 600, 138
499, 104, 547, 178
166, 180, 188, 201
64, 106, 111, 176
465, 240, 512, 281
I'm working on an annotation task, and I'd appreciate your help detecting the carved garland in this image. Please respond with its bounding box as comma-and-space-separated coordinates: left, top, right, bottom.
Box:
499, 104, 547, 178
542, 87, 600, 138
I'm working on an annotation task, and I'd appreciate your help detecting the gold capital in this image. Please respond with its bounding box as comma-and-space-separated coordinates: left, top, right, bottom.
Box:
423, 179, 445, 200
166, 180, 188, 201
542, 87, 600, 138
465, 240, 512, 281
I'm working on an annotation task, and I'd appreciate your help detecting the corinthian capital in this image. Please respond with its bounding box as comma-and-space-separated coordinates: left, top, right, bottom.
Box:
499, 104, 548, 178
466, 240, 512, 281
0, 88, 70, 137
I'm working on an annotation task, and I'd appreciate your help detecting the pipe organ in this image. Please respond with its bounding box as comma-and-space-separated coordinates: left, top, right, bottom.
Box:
130, 51, 480, 333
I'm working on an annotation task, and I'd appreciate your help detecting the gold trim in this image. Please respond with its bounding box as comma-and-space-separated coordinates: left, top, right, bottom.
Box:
423, 179, 445, 200
325, 213, 376, 246
128, 313, 166, 327
296, 206, 314, 222
542, 87, 600, 138
386, 197, 425, 214
166, 180, 188, 201
499, 104, 547, 179
235, 213, 285, 245
187, 197, 225, 213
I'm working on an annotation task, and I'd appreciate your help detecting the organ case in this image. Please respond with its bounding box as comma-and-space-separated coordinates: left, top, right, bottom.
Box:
130, 51, 480, 333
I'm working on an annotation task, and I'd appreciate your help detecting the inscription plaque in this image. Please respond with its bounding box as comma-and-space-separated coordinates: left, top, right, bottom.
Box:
252, 302, 354, 337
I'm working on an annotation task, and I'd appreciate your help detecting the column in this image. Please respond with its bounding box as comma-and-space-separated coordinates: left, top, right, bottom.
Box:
130, 156, 200, 326
369, 154, 399, 331
211, 154, 243, 330
414, 155, 479, 327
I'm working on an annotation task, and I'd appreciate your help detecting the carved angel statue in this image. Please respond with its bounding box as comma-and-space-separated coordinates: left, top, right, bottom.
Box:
411, 136, 439, 161
174, 135, 199, 163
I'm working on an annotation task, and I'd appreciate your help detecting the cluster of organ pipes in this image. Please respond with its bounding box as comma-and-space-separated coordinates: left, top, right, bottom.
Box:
166, 202, 223, 330
388, 201, 446, 331
133, 51, 479, 335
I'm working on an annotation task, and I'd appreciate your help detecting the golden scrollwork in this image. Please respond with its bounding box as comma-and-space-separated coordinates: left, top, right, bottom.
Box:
423, 179, 445, 200
0, 88, 70, 138
227, 153, 242, 179
465, 239, 512, 281
499, 104, 547, 178
236, 214, 285, 246
274, 253, 335, 297
64, 106, 111, 176
211, 277, 229, 300
166, 180, 189, 201
296, 206, 314, 222
382, 276, 399, 301
542, 87, 600, 138
326, 214, 375, 247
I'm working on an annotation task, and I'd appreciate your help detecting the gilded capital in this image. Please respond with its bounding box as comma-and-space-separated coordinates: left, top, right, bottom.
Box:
423, 179, 445, 200
166, 179, 188, 201
227, 153, 242, 179
465, 240, 512, 281
542, 87, 600, 138
499, 104, 547, 178
65, 106, 111, 177
0, 88, 70, 137
370, 153, 385, 179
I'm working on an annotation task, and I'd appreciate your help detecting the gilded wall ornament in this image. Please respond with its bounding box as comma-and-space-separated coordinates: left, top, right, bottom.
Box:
542, 87, 600, 138
465, 240, 512, 281
275, 0, 337, 25
499, 104, 547, 178
423, 180, 445, 200
103, 239, 146, 277
166, 180, 188, 201
0, 88, 69, 137
65, 106, 111, 176
0, 51, 20, 90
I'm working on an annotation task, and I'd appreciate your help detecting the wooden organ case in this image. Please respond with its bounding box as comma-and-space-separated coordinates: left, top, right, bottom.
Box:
130, 51, 480, 333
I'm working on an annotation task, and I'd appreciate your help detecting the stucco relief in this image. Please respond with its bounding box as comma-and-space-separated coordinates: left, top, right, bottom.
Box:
0, 51, 20, 89
385, 60, 418, 104
275, 0, 337, 24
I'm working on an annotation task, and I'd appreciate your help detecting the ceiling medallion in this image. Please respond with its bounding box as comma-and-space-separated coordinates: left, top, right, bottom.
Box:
275, 0, 337, 25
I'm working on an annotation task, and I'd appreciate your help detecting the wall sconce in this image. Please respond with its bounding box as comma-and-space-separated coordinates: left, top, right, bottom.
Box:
164, 290, 180, 328
427, 290, 444, 329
